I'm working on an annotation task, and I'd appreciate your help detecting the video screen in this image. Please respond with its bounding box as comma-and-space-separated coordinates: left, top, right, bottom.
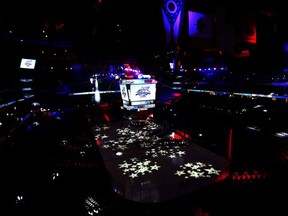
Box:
120, 84, 129, 101
20, 58, 36, 69
119, 78, 157, 110
130, 83, 156, 102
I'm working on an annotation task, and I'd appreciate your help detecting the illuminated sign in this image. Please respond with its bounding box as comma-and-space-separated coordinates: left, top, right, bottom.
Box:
20, 58, 36, 69
130, 84, 156, 101
119, 78, 157, 110
120, 84, 129, 101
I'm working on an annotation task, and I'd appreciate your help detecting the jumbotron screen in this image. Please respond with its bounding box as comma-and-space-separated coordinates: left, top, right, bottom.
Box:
119, 78, 157, 110
20, 58, 36, 69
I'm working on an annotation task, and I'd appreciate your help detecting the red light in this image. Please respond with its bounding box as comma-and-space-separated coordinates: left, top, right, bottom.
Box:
144, 79, 157, 84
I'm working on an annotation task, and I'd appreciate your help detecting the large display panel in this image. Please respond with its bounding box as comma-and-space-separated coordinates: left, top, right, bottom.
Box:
119, 79, 157, 110
120, 84, 129, 101
20, 58, 36, 69
130, 83, 156, 101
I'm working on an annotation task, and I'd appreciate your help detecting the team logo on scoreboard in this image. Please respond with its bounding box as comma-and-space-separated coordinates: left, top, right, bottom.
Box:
121, 86, 127, 98
135, 86, 151, 97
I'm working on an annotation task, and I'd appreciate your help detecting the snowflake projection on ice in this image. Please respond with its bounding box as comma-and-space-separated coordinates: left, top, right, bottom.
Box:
84, 196, 103, 215
118, 157, 160, 179
145, 146, 184, 158
93, 124, 110, 132
118, 158, 221, 180
93, 122, 190, 158
174, 162, 221, 179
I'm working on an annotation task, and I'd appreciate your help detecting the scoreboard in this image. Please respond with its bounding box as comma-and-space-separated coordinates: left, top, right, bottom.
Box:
119, 78, 157, 110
